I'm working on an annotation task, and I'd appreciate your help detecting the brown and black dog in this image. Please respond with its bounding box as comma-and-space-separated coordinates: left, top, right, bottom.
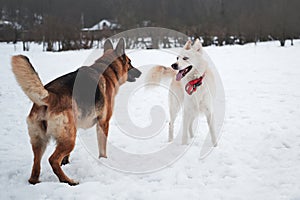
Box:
11, 38, 141, 185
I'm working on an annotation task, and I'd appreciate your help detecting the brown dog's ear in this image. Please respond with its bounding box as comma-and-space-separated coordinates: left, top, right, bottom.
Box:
104, 39, 113, 53
115, 38, 125, 56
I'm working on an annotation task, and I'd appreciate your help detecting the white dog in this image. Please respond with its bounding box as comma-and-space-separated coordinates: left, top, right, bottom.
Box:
146, 39, 217, 146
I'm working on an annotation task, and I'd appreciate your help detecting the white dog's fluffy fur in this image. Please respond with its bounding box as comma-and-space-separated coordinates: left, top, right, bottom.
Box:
146, 39, 217, 146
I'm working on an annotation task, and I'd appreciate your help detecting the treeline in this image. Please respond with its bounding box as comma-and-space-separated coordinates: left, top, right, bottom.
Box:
0, 0, 299, 50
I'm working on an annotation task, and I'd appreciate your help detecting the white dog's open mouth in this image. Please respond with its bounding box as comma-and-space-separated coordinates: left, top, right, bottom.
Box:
176, 65, 192, 81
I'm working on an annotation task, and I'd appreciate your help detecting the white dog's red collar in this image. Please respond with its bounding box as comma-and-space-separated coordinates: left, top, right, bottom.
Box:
185, 73, 205, 95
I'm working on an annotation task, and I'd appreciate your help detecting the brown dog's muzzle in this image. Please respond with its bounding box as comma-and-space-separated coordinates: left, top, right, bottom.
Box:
127, 67, 142, 82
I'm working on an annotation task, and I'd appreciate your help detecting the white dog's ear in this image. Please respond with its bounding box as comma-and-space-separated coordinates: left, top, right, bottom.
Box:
183, 40, 192, 50
193, 39, 203, 53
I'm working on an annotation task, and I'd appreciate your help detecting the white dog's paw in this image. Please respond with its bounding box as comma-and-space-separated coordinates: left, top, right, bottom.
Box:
181, 140, 188, 145
213, 141, 218, 147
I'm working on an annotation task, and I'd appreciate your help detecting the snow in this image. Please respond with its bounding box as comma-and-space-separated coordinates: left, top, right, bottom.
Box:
1, 41, 300, 199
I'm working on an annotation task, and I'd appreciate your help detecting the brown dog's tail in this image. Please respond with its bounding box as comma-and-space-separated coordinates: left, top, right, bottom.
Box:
145, 65, 176, 87
11, 55, 49, 106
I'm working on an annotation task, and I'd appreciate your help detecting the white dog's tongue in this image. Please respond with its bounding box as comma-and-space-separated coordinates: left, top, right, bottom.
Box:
176, 70, 184, 81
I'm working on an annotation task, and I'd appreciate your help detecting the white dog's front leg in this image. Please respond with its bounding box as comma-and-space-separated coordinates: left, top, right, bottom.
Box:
169, 105, 180, 142
205, 109, 217, 147
169, 121, 174, 142
168, 81, 183, 142
188, 117, 196, 138
182, 110, 192, 145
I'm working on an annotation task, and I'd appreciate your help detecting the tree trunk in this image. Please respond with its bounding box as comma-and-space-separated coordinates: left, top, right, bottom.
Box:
280, 39, 285, 47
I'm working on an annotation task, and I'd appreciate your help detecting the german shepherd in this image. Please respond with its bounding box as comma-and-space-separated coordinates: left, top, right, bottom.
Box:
11, 38, 141, 185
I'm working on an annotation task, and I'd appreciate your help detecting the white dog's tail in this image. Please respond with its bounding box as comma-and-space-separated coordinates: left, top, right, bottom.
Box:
11, 55, 49, 106
145, 66, 176, 87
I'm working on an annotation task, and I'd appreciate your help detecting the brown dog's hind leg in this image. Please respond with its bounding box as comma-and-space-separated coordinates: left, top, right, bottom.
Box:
27, 118, 49, 185
48, 113, 78, 185
28, 141, 47, 184
61, 154, 70, 166
49, 141, 78, 185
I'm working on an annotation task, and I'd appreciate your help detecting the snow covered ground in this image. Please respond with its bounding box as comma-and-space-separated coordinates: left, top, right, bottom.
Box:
0, 41, 300, 199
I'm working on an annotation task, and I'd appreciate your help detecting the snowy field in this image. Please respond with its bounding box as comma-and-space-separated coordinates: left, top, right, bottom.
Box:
1, 40, 300, 199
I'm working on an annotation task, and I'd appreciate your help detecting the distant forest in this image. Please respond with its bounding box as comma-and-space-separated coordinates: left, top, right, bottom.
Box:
1, 0, 299, 50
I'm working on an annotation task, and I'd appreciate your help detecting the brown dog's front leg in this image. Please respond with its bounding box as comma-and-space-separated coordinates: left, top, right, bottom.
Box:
96, 123, 108, 158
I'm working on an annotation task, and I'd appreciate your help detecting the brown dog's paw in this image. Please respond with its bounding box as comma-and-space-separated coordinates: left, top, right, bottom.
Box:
67, 180, 79, 186
99, 155, 107, 159
28, 178, 40, 185
99, 154, 107, 159
60, 178, 79, 186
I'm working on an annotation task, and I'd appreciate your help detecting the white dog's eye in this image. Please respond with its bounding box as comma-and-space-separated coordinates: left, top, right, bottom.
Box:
176, 56, 179, 60
183, 57, 189, 61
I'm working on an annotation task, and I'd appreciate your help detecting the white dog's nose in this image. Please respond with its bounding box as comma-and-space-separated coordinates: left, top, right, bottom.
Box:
171, 63, 178, 70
